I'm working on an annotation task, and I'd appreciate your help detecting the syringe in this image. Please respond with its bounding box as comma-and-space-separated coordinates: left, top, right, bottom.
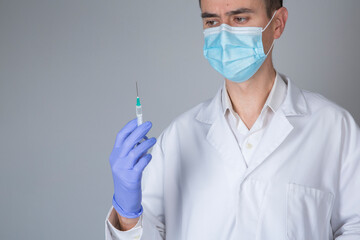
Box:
136, 81, 143, 126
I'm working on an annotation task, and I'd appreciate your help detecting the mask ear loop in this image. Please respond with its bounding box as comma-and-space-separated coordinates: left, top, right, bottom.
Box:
262, 10, 278, 56
262, 10, 277, 32
265, 40, 275, 56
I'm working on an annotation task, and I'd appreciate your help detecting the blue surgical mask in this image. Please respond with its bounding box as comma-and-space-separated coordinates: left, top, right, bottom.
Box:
203, 11, 277, 83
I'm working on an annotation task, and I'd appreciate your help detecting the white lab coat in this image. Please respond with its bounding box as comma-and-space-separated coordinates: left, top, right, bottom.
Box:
106, 73, 360, 240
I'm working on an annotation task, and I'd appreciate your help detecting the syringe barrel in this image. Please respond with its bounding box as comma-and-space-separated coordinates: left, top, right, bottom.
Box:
136, 105, 142, 115
136, 105, 143, 126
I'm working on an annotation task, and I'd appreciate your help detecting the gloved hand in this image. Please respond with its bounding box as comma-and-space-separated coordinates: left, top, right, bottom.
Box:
109, 118, 157, 218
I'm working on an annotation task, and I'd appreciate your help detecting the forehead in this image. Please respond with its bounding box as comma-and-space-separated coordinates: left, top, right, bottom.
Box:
200, 0, 266, 13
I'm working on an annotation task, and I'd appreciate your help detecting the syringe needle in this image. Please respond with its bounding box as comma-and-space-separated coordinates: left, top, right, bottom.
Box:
136, 81, 139, 97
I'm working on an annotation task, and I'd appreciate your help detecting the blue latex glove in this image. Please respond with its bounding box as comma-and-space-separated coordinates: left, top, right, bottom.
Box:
109, 118, 157, 218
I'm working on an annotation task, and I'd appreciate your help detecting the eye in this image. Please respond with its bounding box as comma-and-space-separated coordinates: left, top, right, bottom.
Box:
234, 17, 247, 24
205, 20, 219, 27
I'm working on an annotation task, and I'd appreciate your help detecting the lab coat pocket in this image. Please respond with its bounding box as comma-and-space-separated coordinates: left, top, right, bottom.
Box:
286, 183, 334, 240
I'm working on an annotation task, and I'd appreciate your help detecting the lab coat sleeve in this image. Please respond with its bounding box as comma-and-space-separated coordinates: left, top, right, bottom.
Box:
105, 207, 143, 240
105, 133, 166, 240
331, 111, 360, 239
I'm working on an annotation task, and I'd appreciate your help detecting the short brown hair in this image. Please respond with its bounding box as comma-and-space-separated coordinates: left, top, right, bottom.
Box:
264, 0, 283, 18
198, 0, 283, 19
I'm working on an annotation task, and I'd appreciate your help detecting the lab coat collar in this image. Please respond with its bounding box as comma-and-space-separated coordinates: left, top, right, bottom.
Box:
195, 72, 308, 124
278, 72, 308, 117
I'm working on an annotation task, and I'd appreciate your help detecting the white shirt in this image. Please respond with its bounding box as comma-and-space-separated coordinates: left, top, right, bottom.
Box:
221, 72, 287, 166
105, 72, 360, 240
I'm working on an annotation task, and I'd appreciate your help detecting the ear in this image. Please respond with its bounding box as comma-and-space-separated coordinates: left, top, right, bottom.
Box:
273, 7, 288, 39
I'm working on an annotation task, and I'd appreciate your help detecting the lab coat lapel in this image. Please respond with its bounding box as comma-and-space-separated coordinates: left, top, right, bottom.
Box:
206, 114, 247, 173
195, 86, 247, 179
243, 73, 309, 178
243, 109, 293, 178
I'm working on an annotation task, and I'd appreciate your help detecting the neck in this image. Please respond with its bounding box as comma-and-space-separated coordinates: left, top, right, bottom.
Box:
225, 58, 276, 129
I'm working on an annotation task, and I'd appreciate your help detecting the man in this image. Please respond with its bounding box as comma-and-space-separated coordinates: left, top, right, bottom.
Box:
106, 0, 360, 239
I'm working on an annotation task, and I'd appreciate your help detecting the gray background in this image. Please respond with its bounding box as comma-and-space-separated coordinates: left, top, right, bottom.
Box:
0, 0, 359, 239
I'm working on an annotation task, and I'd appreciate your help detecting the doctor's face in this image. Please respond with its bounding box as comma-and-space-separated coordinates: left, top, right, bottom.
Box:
200, 0, 275, 51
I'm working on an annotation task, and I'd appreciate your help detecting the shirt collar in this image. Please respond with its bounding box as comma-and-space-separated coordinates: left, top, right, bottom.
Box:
221, 71, 287, 116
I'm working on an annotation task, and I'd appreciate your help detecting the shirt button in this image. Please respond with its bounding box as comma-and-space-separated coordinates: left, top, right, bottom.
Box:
245, 142, 253, 149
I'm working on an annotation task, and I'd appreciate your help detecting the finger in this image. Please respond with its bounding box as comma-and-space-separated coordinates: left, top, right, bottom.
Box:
133, 154, 152, 172
121, 121, 153, 156
114, 118, 138, 148
127, 137, 156, 168
135, 135, 149, 147
109, 146, 119, 166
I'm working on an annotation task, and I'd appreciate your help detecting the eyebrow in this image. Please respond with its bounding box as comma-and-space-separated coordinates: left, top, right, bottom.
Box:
201, 8, 254, 18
